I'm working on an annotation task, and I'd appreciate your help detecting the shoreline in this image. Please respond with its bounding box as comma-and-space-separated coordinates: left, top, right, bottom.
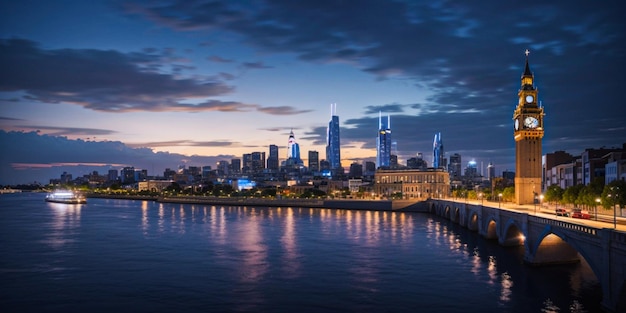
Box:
86, 194, 428, 212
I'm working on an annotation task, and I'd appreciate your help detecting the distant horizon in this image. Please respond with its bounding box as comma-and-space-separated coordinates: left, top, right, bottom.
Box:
2, 129, 623, 186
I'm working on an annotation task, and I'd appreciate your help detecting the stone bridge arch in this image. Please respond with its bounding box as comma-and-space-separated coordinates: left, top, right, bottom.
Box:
484, 218, 498, 240
501, 218, 525, 246
527, 226, 596, 269
467, 212, 479, 231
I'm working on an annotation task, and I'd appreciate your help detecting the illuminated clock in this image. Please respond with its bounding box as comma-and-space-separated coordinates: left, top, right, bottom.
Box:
514, 118, 519, 130
524, 116, 539, 128
525, 95, 534, 103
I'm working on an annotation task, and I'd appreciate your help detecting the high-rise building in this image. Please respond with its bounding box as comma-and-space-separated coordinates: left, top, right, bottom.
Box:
217, 161, 229, 175
107, 169, 118, 182
433, 132, 445, 169
308, 150, 319, 172
349, 162, 363, 178
449, 153, 462, 180
121, 167, 135, 184
267, 144, 279, 170
326, 103, 341, 169
251, 152, 265, 172
287, 130, 301, 161
376, 112, 391, 168
487, 162, 495, 181
465, 160, 478, 179
408, 153, 428, 169
230, 159, 241, 174
513, 49, 545, 204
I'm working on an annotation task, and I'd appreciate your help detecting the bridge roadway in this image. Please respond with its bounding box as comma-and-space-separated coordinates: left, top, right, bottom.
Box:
428, 198, 626, 312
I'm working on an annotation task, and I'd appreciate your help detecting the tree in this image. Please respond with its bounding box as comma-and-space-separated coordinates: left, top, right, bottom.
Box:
544, 185, 563, 204
502, 186, 515, 202
600, 180, 626, 211
563, 184, 583, 207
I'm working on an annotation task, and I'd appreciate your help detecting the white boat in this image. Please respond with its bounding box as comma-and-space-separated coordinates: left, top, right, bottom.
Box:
45, 190, 87, 204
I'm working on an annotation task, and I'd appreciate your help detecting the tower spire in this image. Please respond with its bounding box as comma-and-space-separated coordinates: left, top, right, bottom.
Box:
523, 49, 532, 77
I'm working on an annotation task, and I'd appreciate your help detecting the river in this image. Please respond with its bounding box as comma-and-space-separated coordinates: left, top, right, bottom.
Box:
0, 193, 602, 312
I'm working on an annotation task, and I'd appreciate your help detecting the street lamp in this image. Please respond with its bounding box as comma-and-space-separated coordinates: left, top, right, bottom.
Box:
595, 198, 600, 221
498, 193, 503, 208
610, 186, 620, 229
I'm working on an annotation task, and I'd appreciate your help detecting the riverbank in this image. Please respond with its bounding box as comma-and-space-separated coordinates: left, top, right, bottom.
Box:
86, 194, 428, 212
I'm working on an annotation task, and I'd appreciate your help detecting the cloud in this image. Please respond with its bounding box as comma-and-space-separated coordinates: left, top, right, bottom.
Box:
12, 125, 116, 137
256, 106, 313, 115
208, 55, 234, 63
0, 38, 234, 113
126, 140, 239, 148
0, 130, 234, 184
241, 61, 273, 69
363, 103, 406, 114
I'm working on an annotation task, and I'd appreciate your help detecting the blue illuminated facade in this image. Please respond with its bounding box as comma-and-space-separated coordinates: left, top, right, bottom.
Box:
433, 132, 444, 169
326, 103, 341, 169
376, 112, 391, 168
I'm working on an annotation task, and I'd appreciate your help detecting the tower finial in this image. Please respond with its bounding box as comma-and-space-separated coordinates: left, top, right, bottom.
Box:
525, 49, 530, 57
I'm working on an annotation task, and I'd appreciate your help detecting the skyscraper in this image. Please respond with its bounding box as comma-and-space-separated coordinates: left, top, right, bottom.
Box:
376, 112, 391, 168
326, 103, 341, 169
308, 150, 319, 172
267, 144, 279, 170
449, 153, 462, 180
287, 129, 301, 161
433, 132, 444, 169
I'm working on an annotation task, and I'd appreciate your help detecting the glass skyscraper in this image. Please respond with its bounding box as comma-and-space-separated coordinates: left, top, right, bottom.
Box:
326, 103, 341, 169
377, 112, 391, 168
433, 132, 444, 169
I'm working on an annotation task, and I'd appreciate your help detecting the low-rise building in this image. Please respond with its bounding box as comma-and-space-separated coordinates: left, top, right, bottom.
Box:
374, 168, 450, 199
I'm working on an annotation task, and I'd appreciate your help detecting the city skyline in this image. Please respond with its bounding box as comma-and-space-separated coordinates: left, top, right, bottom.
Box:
1, 1, 625, 184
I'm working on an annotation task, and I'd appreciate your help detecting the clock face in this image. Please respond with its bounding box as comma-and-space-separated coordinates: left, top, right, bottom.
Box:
514, 119, 519, 130
525, 95, 534, 103
524, 116, 539, 128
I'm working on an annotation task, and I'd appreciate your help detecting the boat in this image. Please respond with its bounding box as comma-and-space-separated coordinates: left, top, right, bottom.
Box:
45, 190, 87, 204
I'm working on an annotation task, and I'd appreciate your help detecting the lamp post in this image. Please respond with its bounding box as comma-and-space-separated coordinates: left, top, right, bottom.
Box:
479, 192, 484, 206
610, 186, 619, 229
538, 194, 544, 215
595, 197, 600, 221
498, 193, 503, 208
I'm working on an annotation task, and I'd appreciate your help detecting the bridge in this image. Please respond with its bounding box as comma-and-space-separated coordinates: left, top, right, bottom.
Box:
428, 199, 626, 312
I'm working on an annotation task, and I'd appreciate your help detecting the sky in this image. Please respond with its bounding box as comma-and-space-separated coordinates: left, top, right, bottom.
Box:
0, 0, 625, 185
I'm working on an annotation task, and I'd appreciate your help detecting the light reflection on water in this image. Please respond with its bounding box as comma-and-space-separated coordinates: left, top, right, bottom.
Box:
0, 194, 602, 313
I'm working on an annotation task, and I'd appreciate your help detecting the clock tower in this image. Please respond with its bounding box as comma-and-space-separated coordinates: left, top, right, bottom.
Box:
513, 50, 544, 205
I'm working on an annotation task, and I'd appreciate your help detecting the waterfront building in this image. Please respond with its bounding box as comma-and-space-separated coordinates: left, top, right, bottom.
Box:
433, 132, 445, 169
326, 103, 341, 169
376, 112, 392, 168
513, 50, 545, 204
138, 180, 174, 192
308, 150, 319, 172
374, 168, 450, 199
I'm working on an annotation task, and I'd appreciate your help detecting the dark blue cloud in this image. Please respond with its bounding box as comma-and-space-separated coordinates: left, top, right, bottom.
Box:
0, 130, 234, 185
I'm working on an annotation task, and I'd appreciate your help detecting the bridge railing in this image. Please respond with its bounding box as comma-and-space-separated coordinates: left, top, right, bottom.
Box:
529, 216, 598, 236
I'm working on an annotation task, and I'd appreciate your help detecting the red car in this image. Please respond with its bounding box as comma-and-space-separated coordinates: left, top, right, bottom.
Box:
555, 208, 569, 217
571, 208, 591, 219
